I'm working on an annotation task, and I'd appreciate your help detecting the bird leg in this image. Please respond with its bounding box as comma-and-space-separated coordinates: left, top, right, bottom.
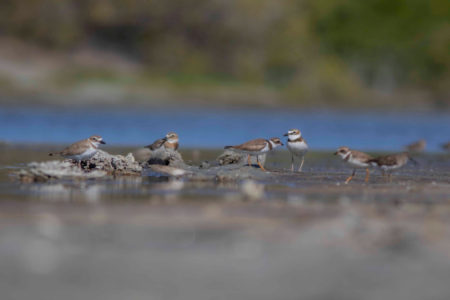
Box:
345, 169, 356, 184
365, 168, 370, 182
291, 155, 294, 172
256, 156, 266, 171
298, 156, 305, 172
247, 155, 251, 167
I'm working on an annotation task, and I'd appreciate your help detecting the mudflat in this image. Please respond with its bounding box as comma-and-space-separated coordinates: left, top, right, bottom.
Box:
1, 145, 450, 300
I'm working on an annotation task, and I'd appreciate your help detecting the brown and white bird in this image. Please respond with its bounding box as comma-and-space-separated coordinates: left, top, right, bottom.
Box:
334, 146, 373, 184
146, 132, 179, 152
284, 129, 308, 172
224, 137, 283, 171
369, 152, 416, 181
49, 135, 106, 165
405, 139, 426, 152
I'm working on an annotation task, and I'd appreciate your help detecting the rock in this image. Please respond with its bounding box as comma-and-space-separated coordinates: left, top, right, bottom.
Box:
14, 160, 107, 182
143, 148, 187, 168
217, 150, 266, 166
13, 150, 142, 182
132, 147, 152, 162
86, 150, 142, 175
199, 161, 211, 169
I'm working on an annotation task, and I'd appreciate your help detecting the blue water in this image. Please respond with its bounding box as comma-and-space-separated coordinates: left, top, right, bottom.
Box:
0, 106, 449, 151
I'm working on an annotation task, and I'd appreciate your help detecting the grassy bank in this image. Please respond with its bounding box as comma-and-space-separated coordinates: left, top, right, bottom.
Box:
0, 0, 448, 110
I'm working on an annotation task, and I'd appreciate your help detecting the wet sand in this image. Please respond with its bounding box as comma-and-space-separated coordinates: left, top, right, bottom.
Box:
1, 145, 450, 300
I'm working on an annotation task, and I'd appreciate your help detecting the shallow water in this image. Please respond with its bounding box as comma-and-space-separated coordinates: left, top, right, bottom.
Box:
1, 106, 449, 151
1, 146, 450, 300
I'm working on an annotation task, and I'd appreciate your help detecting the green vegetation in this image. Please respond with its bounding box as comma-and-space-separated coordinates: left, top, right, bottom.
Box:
0, 0, 448, 107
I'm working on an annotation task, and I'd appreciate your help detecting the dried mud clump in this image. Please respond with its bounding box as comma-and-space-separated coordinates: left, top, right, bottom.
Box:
141, 149, 187, 169
14, 160, 107, 182
88, 150, 142, 175
217, 150, 266, 166
13, 150, 142, 182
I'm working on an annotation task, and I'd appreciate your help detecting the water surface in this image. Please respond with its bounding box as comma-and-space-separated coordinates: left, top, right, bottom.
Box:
1, 106, 448, 151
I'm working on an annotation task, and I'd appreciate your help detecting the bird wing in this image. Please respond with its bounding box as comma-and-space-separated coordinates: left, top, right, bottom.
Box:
351, 150, 373, 163
146, 138, 166, 150
233, 138, 268, 151
60, 141, 90, 156
370, 155, 398, 166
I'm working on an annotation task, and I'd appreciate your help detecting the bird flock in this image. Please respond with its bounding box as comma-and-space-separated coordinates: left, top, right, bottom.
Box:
49, 129, 448, 184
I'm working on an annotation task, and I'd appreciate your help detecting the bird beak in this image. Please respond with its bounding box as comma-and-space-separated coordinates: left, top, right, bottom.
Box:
283, 133, 289, 137
100, 140, 106, 144
333, 152, 338, 155
280, 142, 284, 146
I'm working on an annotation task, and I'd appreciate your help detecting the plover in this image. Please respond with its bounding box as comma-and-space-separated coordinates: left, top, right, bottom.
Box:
146, 132, 179, 152
405, 139, 426, 152
49, 135, 106, 166
369, 152, 417, 181
334, 146, 373, 184
224, 137, 283, 171
284, 129, 308, 172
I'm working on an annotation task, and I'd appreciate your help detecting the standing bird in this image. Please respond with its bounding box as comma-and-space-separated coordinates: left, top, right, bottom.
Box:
334, 146, 373, 184
369, 152, 417, 182
49, 135, 106, 167
224, 137, 283, 171
405, 139, 426, 152
284, 129, 308, 172
146, 132, 179, 152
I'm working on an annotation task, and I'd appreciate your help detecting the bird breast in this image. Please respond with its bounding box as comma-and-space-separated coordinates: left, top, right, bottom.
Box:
287, 141, 308, 155
347, 156, 370, 168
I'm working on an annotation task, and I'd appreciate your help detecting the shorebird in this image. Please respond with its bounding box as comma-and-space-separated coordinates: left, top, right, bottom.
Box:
405, 139, 426, 152
49, 135, 106, 166
369, 152, 417, 181
146, 132, 179, 152
224, 137, 283, 171
334, 146, 373, 184
284, 129, 308, 172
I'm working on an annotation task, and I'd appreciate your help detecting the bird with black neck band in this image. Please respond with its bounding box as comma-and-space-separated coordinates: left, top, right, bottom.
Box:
284, 129, 308, 172
334, 146, 373, 184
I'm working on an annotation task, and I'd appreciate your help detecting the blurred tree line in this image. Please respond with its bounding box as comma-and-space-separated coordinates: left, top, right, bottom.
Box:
0, 0, 448, 105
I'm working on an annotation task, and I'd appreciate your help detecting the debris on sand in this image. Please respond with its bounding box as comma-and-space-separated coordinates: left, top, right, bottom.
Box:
217, 150, 266, 166
14, 160, 107, 183
132, 147, 152, 162
142, 148, 188, 169
13, 150, 142, 182
140, 148, 274, 181
14, 146, 277, 182
88, 150, 142, 175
